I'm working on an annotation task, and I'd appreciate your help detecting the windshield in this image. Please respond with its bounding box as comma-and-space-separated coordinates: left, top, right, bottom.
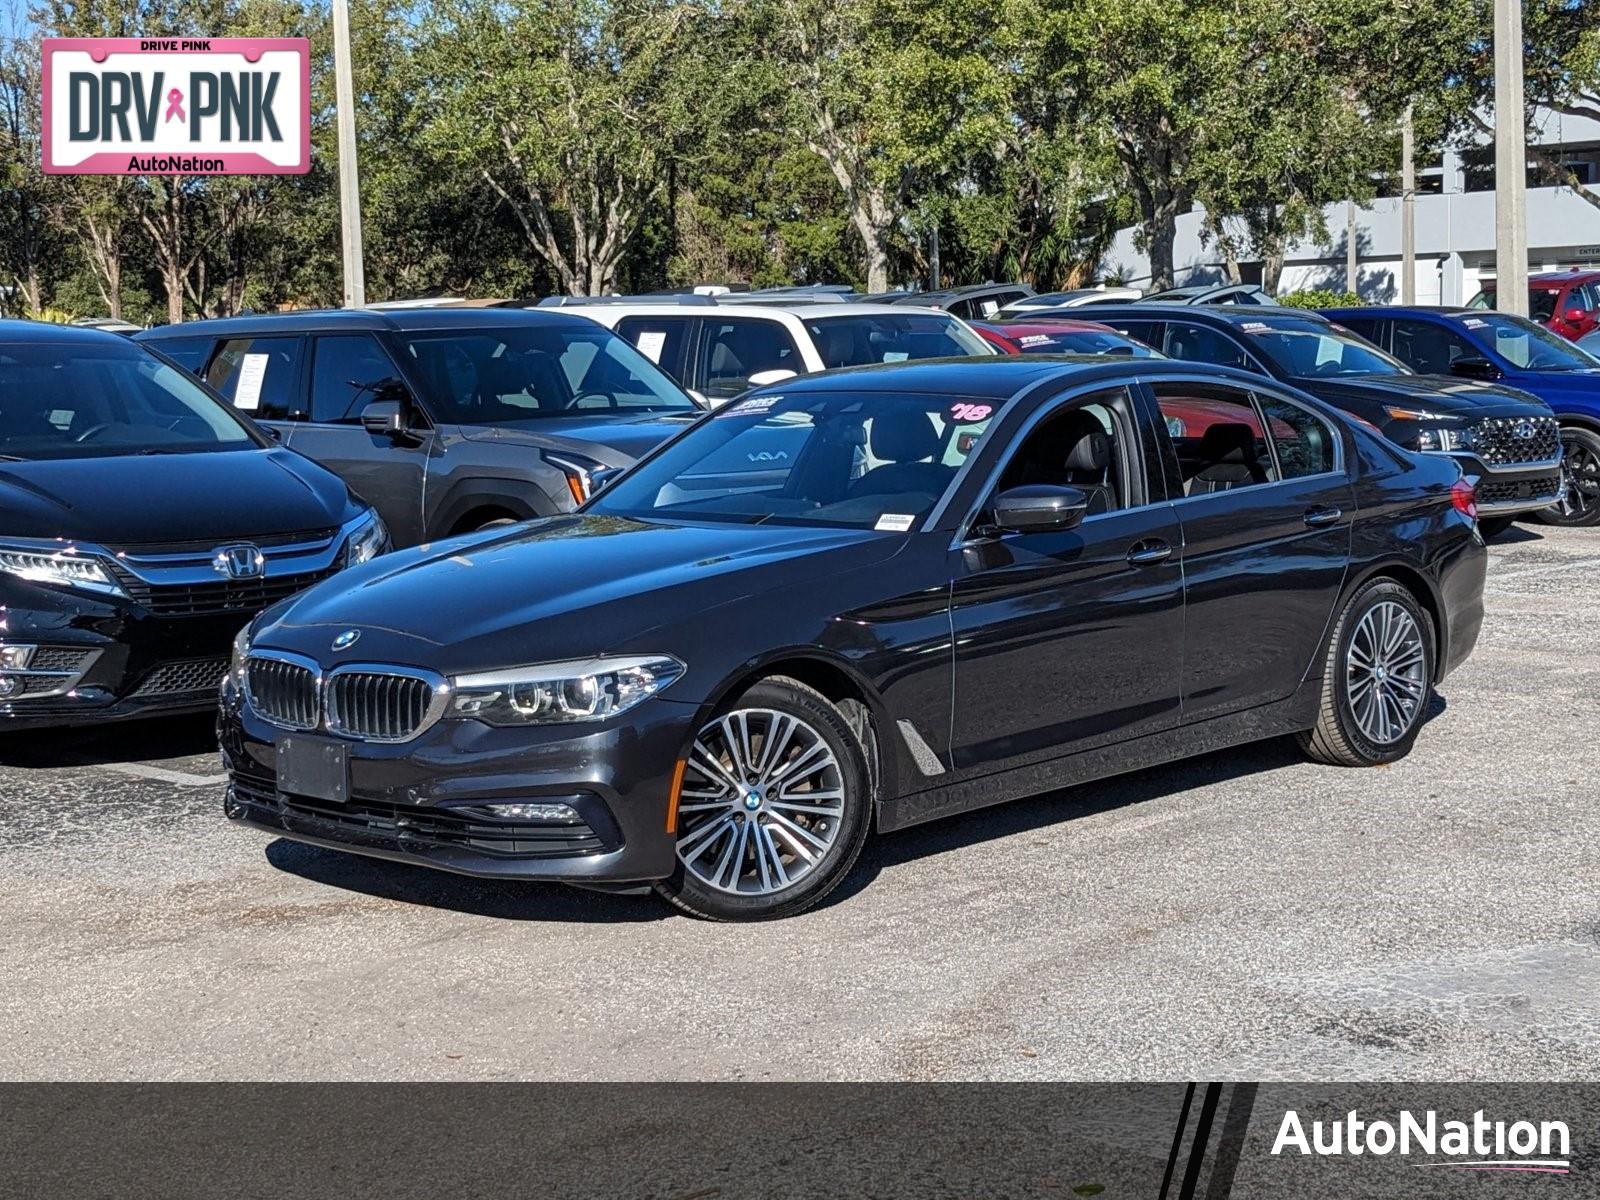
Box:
397, 326, 697, 425
0, 342, 257, 460
1002, 327, 1159, 357
589, 389, 1000, 530
1457, 313, 1597, 372
1241, 319, 1410, 377
802, 313, 991, 369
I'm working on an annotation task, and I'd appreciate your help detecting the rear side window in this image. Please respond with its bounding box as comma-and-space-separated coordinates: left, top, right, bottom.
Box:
698, 318, 801, 402
148, 336, 215, 374
205, 336, 305, 420
615, 316, 693, 384
1151, 380, 1277, 495
1255, 393, 1337, 478
309, 334, 400, 423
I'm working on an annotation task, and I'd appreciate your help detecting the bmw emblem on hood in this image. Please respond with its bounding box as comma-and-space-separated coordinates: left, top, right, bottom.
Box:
331, 630, 361, 652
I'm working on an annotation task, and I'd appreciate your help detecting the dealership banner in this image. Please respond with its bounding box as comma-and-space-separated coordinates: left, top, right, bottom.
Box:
2, 1083, 1594, 1198
41, 37, 309, 175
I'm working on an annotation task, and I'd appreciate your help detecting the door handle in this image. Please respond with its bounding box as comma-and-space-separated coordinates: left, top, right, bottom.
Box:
1126, 540, 1173, 565
1303, 506, 1343, 528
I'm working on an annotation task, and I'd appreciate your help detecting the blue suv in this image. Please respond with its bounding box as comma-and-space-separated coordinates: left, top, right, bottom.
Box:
1324, 306, 1600, 527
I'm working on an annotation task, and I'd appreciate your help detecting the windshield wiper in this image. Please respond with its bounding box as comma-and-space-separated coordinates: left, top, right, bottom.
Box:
0, 454, 25, 462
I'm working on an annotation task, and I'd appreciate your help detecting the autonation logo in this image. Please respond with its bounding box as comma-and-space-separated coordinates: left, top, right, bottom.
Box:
1272, 1109, 1572, 1175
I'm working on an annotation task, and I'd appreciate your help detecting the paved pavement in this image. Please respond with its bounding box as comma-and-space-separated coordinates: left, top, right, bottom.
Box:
1, 524, 1596, 1081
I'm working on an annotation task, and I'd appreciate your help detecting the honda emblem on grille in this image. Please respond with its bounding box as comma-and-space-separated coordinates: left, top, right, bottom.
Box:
1514, 420, 1536, 440
331, 629, 361, 651
212, 543, 265, 580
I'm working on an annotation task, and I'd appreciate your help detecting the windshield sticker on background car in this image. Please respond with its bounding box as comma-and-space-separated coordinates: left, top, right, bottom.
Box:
1019, 334, 1053, 348
719, 395, 781, 418
874, 513, 915, 532
635, 330, 667, 363
949, 402, 992, 422
233, 353, 270, 410
1240, 321, 1270, 333
882, 351, 910, 362
1463, 318, 1487, 329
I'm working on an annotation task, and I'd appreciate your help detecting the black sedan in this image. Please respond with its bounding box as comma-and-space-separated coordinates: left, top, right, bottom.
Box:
221, 357, 1487, 920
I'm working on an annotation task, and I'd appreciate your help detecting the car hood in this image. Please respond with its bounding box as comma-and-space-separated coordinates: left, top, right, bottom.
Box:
0, 448, 358, 544
1291, 373, 1552, 417
259, 515, 900, 671
456, 411, 701, 465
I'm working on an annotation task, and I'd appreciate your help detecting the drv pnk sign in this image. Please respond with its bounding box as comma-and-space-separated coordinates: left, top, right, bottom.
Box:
43, 38, 309, 175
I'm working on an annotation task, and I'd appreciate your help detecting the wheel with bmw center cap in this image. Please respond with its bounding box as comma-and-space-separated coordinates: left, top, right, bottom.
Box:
1299, 578, 1436, 768
656, 677, 871, 921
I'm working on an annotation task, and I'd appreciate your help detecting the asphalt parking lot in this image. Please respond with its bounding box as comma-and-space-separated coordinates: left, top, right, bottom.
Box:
1, 524, 1596, 1082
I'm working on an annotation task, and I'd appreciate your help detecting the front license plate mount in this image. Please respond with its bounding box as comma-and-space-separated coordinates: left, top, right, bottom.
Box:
276, 735, 350, 803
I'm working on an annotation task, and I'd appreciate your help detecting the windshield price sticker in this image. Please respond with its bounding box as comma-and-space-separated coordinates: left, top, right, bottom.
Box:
719, 395, 781, 418
1241, 321, 1270, 333
1463, 318, 1487, 329
949, 402, 992, 422
875, 514, 915, 532
1019, 334, 1052, 347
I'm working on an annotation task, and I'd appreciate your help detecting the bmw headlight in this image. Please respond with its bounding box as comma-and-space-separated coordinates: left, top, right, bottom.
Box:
343, 512, 389, 567
447, 655, 684, 726
228, 622, 253, 686
0, 543, 124, 597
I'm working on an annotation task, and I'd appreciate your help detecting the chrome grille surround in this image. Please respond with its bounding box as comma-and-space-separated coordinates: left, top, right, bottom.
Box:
242, 652, 450, 743
325, 664, 450, 744
244, 651, 321, 731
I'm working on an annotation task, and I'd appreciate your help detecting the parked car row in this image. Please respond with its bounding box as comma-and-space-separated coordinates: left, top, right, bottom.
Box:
0, 284, 1575, 920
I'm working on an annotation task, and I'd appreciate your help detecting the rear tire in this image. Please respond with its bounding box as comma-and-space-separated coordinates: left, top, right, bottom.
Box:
1477, 515, 1516, 538
655, 677, 872, 921
1298, 578, 1435, 768
1534, 425, 1600, 527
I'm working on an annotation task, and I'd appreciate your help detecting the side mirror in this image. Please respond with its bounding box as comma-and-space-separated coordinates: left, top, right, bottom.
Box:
980, 484, 1090, 535
747, 368, 798, 387
360, 398, 408, 438
1450, 355, 1501, 381
1565, 307, 1590, 325
589, 466, 624, 494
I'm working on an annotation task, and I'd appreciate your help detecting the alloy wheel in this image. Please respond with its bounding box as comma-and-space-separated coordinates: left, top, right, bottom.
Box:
1553, 431, 1600, 521
1344, 601, 1427, 745
675, 708, 846, 896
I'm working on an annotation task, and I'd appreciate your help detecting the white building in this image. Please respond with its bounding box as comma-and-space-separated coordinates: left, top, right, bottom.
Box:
1100, 107, 1600, 304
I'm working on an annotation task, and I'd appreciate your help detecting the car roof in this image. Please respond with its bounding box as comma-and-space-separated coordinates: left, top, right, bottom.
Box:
0, 319, 143, 347
1066, 303, 1331, 327
744, 354, 1260, 400
1484, 269, 1600, 286
973, 318, 1116, 335
1319, 305, 1473, 319
892, 283, 1034, 306
135, 306, 595, 340
557, 302, 964, 320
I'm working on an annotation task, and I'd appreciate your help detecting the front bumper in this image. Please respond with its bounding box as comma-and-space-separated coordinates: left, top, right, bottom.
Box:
1447, 451, 1564, 516
0, 587, 247, 731
218, 679, 692, 883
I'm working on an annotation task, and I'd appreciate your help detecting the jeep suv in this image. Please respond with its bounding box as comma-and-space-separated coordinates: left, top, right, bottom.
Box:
137, 308, 702, 546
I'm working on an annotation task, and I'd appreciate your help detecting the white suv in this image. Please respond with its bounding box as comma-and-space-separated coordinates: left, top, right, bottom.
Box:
550, 301, 993, 405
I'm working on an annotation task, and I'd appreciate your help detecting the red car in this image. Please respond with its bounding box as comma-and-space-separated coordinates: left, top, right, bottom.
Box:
969, 318, 1160, 357
1469, 268, 1600, 342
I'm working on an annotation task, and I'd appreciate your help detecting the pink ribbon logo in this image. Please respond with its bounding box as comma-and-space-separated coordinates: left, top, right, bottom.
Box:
164, 88, 185, 123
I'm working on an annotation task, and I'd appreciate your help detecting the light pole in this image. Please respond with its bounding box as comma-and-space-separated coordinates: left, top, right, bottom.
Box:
1400, 104, 1416, 304
332, 0, 366, 308
1493, 0, 1529, 315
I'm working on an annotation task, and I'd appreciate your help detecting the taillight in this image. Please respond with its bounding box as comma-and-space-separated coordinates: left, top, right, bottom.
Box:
1451, 477, 1478, 521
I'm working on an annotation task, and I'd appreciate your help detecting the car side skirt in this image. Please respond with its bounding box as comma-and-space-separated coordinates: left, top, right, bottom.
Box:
878, 679, 1321, 833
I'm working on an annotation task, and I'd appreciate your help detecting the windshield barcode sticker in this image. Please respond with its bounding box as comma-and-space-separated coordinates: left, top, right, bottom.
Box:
875, 514, 915, 532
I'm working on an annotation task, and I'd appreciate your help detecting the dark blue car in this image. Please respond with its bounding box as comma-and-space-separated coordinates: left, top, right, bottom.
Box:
1323, 306, 1600, 527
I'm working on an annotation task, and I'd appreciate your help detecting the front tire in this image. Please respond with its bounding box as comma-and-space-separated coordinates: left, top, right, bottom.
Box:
655, 677, 872, 921
1535, 425, 1600, 527
1298, 578, 1435, 767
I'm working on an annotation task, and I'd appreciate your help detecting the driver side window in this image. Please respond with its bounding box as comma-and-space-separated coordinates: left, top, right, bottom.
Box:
309, 334, 401, 424
994, 394, 1130, 518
